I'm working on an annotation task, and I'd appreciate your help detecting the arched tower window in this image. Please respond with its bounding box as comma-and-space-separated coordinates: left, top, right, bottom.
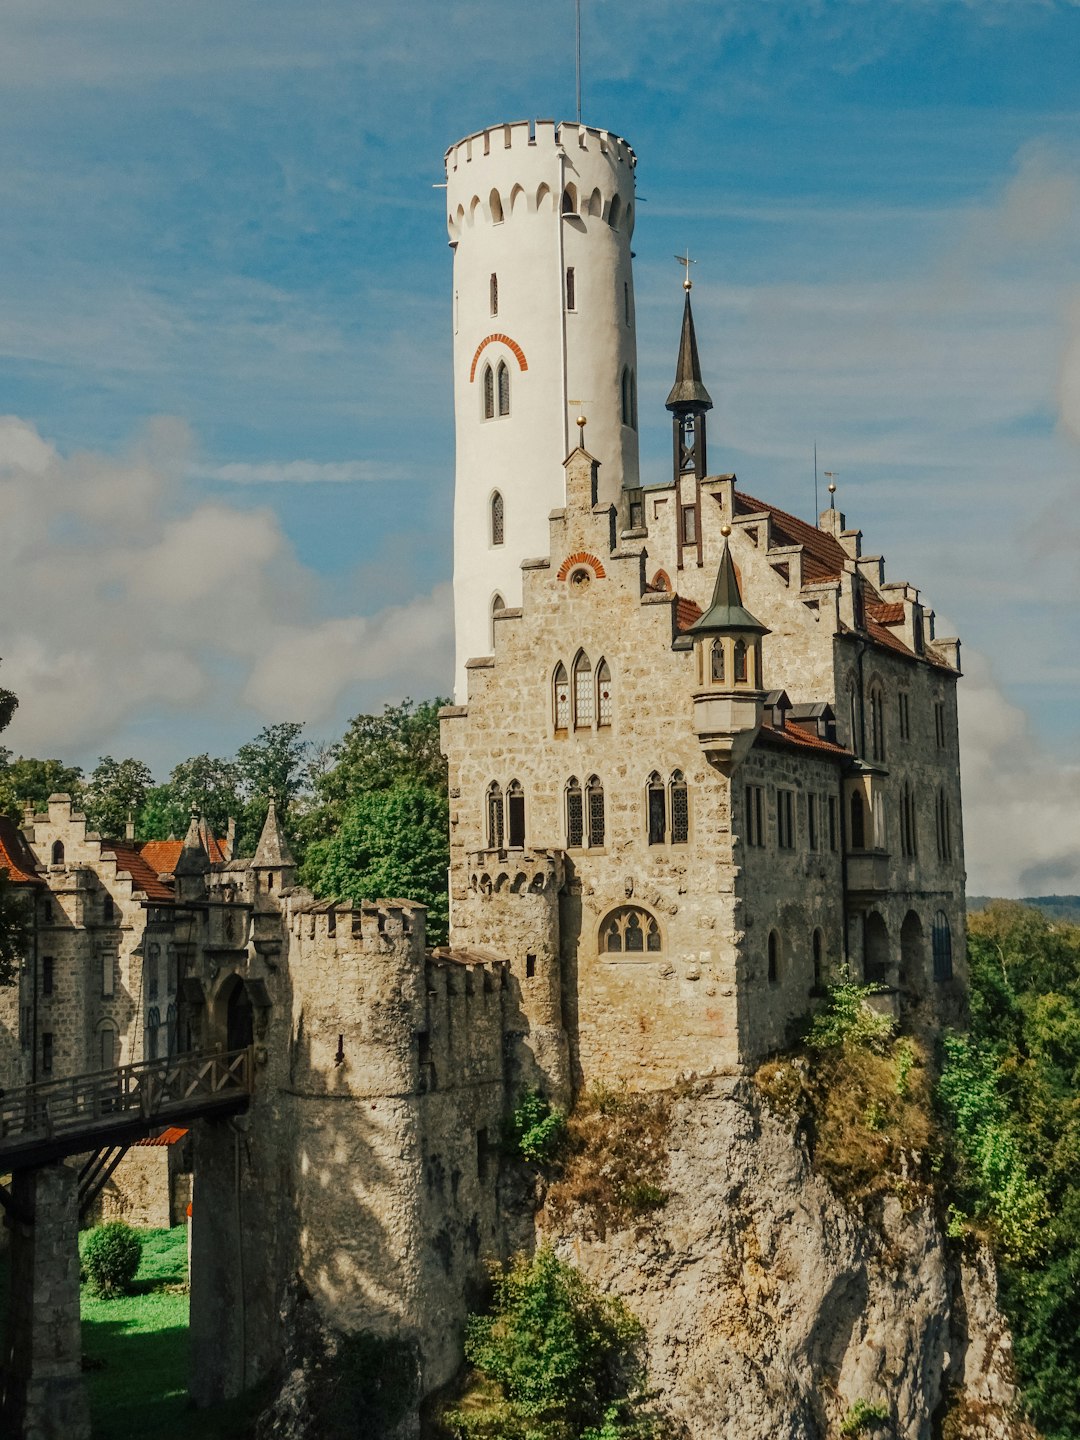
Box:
733, 639, 748, 683
711, 639, 725, 683
573, 651, 593, 728
647, 772, 665, 846
565, 776, 583, 848
482, 364, 495, 420
869, 685, 885, 762
561, 183, 577, 215
932, 911, 953, 981
608, 193, 622, 229
489, 271, 498, 315
486, 781, 504, 850
586, 775, 605, 848
670, 770, 689, 844
850, 790, 866, 849
51, 840, 64, 865
595, 659, 612, 727
600, 905, 661, 955
553, 664, 570, 730
490, 594, 505, 649
507, 779, 525, 849
490, 490, 504, 546
489, 189, 504, 224
767, 931, 781, 985
497, 361, 510, 417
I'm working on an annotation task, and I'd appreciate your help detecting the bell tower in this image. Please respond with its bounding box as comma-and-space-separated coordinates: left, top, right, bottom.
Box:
445, 121, 640, 699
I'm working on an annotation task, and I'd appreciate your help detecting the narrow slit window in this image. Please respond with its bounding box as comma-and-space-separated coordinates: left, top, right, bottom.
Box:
490, 491, 504, 545
490, 594, 505, 649
482, 364, 495, 420
647, 773, 665, 845
624, 280, 630, 325
565, 266, 576, 310
681, 505, 697, 545
489, 272, 498, 315
507, 780, 525, 848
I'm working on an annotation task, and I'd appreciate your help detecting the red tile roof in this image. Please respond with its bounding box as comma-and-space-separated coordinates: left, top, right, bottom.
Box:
101, 842, 175, 903
138, 835, 228, 875
866, 600, 905, 626
0, 815, 43, 885
675, 596, 703, 631
758, 723, 851, 758
731, 490, 849, 584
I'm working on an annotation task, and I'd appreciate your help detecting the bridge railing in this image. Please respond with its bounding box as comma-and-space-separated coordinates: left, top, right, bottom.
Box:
0, 1048, 253, 1147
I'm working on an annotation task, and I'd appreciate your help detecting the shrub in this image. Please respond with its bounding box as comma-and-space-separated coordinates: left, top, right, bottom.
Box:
544, 1084, 670, 1239
506, 1089, 568, 1165
443, 1247, 656, 1440
840, 1398, 890, 1435
81, 1221, 142, 1298
804, 977, 895, 1054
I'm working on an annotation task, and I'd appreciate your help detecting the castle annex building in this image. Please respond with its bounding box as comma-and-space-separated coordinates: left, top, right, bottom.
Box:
0, 118, 967, 1438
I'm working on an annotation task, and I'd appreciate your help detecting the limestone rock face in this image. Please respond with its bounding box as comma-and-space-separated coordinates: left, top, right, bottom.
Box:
542, 1081, 1029, 1440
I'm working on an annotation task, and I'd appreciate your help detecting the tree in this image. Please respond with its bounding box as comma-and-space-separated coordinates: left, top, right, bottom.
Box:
137, 754, 242, 842
81, 756, 154, 839
234, 722, 309, 855
0, 756, 84, 824
313, 698, 448, 828
301, 782, 449, 944
0, 660, 15, 736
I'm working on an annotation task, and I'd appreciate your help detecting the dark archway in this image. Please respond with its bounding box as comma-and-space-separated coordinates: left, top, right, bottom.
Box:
899, 911, 925, 1015
863, 912, 890, 986
226, 980, 254, 1052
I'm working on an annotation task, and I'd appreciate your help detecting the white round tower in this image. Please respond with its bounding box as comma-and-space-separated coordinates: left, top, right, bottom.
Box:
445, 119, 640, 698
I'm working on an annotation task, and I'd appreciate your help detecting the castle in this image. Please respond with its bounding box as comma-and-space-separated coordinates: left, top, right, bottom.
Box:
0, 118, 967, 1437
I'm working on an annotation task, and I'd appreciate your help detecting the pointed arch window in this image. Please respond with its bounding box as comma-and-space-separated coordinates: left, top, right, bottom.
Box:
932, 911, 953, 981
561, 184, 577, 215
600, 905, 661, 956
711, 639, 725, 683
553, 663, 570, 730
573, 651, 593, 728
850, 790, 866, 850
507, 779, 525, 849
490, 490, 504, 545
565, 776, 583, 849
936, 788, 952, 862
586, 775, 605, 848
497, 361, 510, 417
490, 594, 505, 649
901, 784, 919, 858
869, 685, 885, 762
647, 772, 665, 845
596, 659, 612, 727
848, 682, 860, 755
486, 781, 504, 850
670, 770, 689, 844
146, 1005, 161, 1062
482, 364, 495, 420
733, 639, 748, 683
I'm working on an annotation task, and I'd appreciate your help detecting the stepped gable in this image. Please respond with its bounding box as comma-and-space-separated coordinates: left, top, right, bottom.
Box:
0, 815, 43, 885
731, 488, 848, 582
99, 840, 175, 903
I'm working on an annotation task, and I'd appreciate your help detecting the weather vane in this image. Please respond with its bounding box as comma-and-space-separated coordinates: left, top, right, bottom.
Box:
824, 471, 839, 510
675, 250, 696, 291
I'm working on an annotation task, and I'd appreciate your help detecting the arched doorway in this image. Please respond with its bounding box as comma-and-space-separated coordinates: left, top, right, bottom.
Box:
899, 911, 925, 1016
226, 980, 254, 1052
863, 912, 890, 986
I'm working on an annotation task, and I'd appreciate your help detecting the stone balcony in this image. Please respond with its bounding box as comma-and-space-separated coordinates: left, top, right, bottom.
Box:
846, 848, 891, 896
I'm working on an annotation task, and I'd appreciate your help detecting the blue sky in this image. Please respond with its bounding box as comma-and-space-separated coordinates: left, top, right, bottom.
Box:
1, 0, 1078, 894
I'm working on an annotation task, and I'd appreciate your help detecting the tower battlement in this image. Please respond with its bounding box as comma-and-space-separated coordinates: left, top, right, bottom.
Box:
467, 847, 564, 896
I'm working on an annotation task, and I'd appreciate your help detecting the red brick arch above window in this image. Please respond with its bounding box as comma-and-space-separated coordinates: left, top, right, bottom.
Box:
557, 551, 607, 582
469, 333, 529, 382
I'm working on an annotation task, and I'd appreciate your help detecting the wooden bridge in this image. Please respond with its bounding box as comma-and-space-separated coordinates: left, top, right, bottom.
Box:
0, 1048, 253, 1221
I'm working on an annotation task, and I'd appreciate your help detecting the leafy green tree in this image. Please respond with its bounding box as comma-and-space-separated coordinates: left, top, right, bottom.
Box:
301, 782, 449, 943
0, 870, 29, 986
137, 754, 242, 842
0, 756, 84, 824
81, 756, 154, 839
445, 1247, 654, 1440
233, 721, 309, 855
0, 660, 16, 735
312, 698, 448, 832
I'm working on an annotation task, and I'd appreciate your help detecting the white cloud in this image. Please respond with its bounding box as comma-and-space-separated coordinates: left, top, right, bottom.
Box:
958, 648, 1080, 897
199, 459, 410, 485
0, 417, 452, 765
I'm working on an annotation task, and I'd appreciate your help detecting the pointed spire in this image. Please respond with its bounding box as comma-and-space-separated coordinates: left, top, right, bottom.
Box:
175, 804, 210, 876
252, 793, 295, 869
691, 541, 769, 636
665, 290, 713, 413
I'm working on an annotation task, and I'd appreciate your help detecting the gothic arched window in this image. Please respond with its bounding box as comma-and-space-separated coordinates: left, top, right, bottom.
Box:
670, 770, 689, 844
486, 781, 504, 850
565, 776, 583, 849
490, 594, 505, 649
596, 659, 612, 727
586, 775, 605, 848
490, 491, 504, 545
507, 780, 525, 849
647, 772, 665, 846
146, 1005, 161, 1062
734, 639, 748, 683
711, 639, 725, 683
932, 911, 953, 981
553, 663, 570, 731
869, 685, 885, 762
482, 364, 495, 420
599, 905, 661, 956
573, 651, 593, 728
497, 361, 510, 417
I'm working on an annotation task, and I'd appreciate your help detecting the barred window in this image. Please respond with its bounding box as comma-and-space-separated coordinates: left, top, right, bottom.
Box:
554, 663, 570, 730
586, 775, 605, 848
566, 777, 583, 848
497, 361, 510, 417
490, 491, 504, 545
573, 651, 593, 728
711, 639, 725, 683
647, 773, 665, 845
932, 911, 953, 981
486, 782, 504, 849
596, 659, 612, 726
482, 364, 495, 420
670, 770, 688, 844
600, 905, 662, 955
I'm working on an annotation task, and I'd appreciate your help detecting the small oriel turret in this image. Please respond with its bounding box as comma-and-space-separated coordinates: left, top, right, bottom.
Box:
689, 536, 768, 771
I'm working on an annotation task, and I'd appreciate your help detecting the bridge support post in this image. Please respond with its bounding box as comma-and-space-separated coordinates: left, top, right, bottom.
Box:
1, 1163, 90, 1440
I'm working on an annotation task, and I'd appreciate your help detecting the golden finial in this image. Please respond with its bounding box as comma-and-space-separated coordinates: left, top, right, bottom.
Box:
675, 249, 696, 291
721, 523, 732, 538
576, 414, 587, 434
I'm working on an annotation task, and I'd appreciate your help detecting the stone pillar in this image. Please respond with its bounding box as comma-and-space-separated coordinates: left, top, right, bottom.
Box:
1, 1163, 90, 1440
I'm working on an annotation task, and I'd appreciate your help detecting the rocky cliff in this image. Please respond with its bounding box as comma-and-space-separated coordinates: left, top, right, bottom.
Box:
540, 1079, 1033, 1440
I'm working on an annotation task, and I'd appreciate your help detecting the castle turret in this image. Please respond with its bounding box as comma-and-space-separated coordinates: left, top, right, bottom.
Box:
445, 120, 640, 697
689, 537, 768, 771
250, 794, 295, 894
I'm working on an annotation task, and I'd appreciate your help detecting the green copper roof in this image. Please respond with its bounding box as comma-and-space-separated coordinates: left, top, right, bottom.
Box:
690, 542, 769, 636
665, 290, 714, 413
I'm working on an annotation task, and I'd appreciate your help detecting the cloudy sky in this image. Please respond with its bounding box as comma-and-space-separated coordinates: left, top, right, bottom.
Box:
1, 0, 1078, 896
